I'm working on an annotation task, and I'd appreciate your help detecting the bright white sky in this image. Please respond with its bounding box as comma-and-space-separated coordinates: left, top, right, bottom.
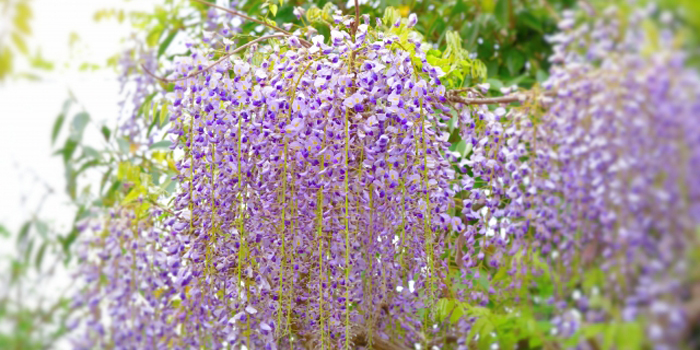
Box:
0, 1, 157, 346
0, 0, 158, 234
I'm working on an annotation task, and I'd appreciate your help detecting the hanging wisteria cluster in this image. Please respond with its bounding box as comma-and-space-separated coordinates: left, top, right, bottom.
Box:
523, 6, 700, 346
117, 2, 242, 146
74, 10, 478, 350
165, 19, 462, 349
71, 2, 700, 350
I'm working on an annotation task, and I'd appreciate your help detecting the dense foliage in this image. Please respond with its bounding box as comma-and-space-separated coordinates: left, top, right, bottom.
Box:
2, 0, 700, 349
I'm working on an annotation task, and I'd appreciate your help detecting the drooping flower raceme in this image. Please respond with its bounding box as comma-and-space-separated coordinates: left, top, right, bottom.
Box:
514, 7, 700, 346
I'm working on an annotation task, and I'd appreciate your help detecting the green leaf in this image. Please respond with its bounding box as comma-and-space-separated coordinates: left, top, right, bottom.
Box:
13, 2, 32, 35
11, 31, 28, 55
138, 92, 157, 118
70, 112, 90, 141
147, 112, 159, 137
269, 3, 278, 17
617, 322, 644, 350
0, 47, 14, 80
60, 228, 79, 255
150, 140, 172, 150
581, 323, 606, 338
17, 221, 30, 244
481, 0, 495, 13
30, 50, 54, 70
159, 104, 169, 127
123, 187, 142, 204
603, 322, 617, 349
382, 7, 399, 28
0, 224, 9, 238
506, 50, 525, 76
158, 30, 178, 57
101, 125, 111, 141
147, 27, 164, 47
485, 78, 504, 91
51, 114, 65, 146
65, 164, 77, 199
519, 11, 543, 33
62, 139, 77, 163
494, 0, 510, 27
151, 102, 158, 124
35, 242, 47, 270
164, 179, 177, 195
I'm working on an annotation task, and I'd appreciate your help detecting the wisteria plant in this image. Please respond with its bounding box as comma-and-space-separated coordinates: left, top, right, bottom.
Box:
60, 1, 700, 349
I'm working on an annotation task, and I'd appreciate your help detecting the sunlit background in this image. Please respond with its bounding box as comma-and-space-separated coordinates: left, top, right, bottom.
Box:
1, 0, 159, 236
0, 1, 157, 347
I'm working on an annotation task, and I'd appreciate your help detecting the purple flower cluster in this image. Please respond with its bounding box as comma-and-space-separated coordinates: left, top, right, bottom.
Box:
71, 4, 700, 350
162, 22, 464, 347
116, 2, 242, 147
74, 15, 477, 349
519, 7, 700, 346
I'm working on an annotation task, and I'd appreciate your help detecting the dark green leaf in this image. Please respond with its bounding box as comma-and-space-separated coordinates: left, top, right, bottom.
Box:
506, 50, 525, 76
451, 0, 468, 19
494, 0, 510, 28
519, 11, 543, 33
101, 125, 111, 141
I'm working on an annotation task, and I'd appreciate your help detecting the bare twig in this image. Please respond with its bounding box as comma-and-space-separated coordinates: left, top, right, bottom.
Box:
190, 0, 312, 48
448, 94, 526, 105
352, 0, 360, 38
142, 34, 288, 83
447, 89, 556, 106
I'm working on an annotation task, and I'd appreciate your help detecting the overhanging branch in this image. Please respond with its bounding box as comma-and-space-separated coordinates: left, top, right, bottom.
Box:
447, 89, 556, 106
190, 0, 312, 48
142, 34, 288, 83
